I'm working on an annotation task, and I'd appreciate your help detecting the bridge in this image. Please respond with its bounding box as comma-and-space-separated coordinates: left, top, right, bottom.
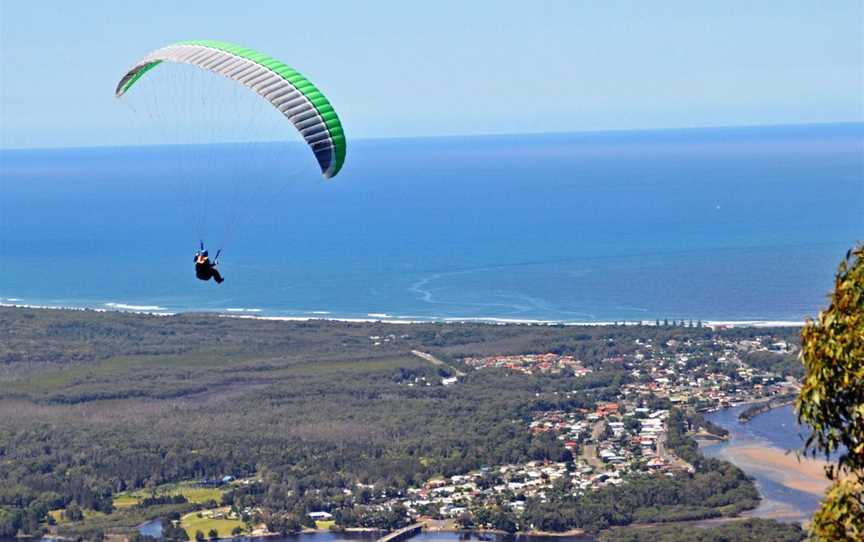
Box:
376, 522, 424, 542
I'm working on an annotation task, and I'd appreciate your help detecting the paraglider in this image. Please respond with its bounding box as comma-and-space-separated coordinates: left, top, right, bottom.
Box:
116, 40, 346, 178
194, 245, 223, 284
115, 40, 346, 283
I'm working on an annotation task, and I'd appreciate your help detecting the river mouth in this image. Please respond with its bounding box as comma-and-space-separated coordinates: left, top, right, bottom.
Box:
701, 404, 826, 523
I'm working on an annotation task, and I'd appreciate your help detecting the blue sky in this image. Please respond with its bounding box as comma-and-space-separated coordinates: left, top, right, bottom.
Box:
1, 1, 862, 148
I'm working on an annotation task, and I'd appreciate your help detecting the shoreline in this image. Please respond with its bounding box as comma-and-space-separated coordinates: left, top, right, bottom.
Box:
130, 523, 589, 541
737, 396, 798, 424
0, 301, 804, 329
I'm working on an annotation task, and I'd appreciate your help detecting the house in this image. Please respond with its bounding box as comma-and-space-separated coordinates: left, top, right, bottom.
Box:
308, 511, 333, 520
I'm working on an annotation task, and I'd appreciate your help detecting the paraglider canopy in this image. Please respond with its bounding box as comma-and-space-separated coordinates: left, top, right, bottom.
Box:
116, 40, 346, 178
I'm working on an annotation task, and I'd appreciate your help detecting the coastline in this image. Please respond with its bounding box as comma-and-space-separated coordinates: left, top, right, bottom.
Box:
0, 300, 805, 328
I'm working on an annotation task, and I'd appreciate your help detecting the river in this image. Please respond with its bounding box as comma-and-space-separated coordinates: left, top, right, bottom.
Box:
702, 404, 825, 523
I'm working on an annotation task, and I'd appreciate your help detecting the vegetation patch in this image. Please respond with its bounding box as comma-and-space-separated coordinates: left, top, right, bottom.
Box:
115, 483, 223, 507
111, 495, 141, 509
181, 510, 245, 539
600, 518, 805, 541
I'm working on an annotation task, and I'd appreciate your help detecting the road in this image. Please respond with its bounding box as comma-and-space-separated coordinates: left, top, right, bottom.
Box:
581, 420, 606, 469
411, 350, 466, 377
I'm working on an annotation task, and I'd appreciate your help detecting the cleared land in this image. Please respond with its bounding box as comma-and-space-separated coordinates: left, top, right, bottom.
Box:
181, 509, 245, 538
112, 483, 224, 509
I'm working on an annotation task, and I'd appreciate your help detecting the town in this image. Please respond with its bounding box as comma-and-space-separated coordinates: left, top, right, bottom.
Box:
348, 331, 799, 528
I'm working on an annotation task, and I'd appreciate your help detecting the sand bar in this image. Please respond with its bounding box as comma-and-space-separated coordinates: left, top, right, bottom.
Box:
717, 444, 832, 495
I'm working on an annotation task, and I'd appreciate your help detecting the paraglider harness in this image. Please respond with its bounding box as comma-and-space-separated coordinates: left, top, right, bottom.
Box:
195, 242, 224, 284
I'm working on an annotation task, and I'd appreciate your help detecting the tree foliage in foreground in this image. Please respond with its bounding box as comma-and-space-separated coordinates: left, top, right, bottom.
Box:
797, 243, 864, 541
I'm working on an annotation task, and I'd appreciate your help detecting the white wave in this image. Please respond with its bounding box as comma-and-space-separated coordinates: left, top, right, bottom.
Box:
705, 320, 804, 328
105, 302, 167, 311
220, 314, 420, 324
0, 301, 172, 316
0, 297, 804, 329
443, 316, 551, 324
206, 311, 807, 328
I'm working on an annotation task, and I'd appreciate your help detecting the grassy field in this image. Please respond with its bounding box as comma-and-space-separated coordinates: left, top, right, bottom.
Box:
164, 484, 223, 504
315, 520, 336, 530
112, 482, 223, 509
181, 509, 245, 539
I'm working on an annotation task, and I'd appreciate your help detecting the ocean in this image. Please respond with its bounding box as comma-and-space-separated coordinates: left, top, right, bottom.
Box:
1, 123, 862, 321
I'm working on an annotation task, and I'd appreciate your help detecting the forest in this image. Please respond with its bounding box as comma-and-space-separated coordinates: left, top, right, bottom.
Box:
0, 307, 803, 540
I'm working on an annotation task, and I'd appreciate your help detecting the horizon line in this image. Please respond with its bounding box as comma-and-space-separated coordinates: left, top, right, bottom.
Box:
1, 120, 862, 152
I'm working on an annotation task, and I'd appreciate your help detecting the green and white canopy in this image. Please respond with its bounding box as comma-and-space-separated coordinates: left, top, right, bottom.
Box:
116, 40, 346, 178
